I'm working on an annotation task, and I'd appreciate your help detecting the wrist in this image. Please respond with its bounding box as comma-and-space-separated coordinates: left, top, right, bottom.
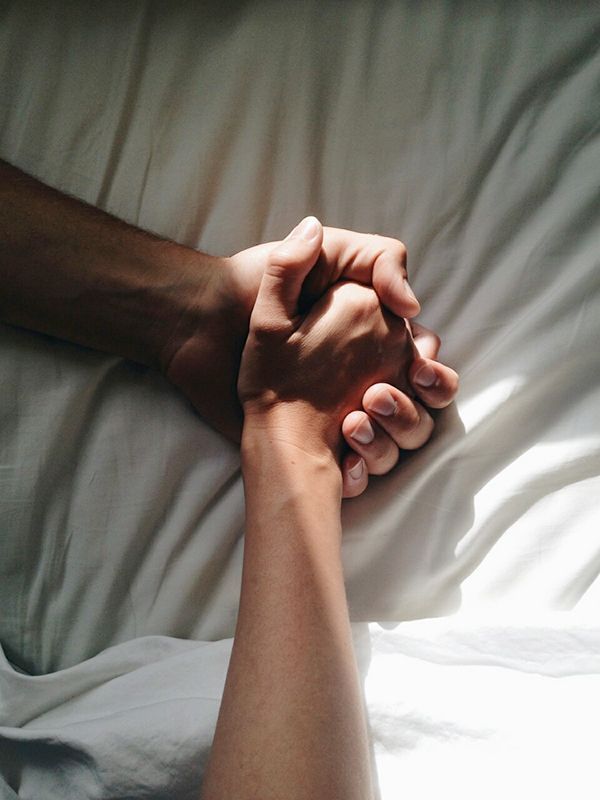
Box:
160, 252, 253, 440
241, 402, 342, 465
241, 417, 343, 524
153, 247, 232, 372
242, 408, 341, 484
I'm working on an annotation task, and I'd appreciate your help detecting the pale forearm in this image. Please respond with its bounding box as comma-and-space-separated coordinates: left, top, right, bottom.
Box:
202, 426, 373, 800
0, 158, 216, 368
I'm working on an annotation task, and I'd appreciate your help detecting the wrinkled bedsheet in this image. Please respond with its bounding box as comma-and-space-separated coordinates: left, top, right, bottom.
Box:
1, 1, 599, 797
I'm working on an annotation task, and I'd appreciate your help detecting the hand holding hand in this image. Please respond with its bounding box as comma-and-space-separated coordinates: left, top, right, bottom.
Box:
165, 217, 458, 492
238, 219, 412, 461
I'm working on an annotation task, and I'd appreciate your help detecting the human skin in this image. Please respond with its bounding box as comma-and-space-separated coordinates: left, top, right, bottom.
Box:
201, 219, 414, 799
169, 218, 458, 496
0, 159, 458, 495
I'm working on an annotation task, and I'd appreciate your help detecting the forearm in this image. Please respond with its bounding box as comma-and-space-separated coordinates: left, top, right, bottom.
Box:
201, 423, 373, 800
0, 159, 216, 368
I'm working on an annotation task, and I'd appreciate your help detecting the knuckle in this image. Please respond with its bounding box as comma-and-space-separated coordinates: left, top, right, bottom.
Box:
393, 239, 408, 264
371, 237, 408, 271
367, 444, 399, 476
362, 287, 381, 315
250, 314, 276, 335
370, 233, 407, 259
250, 316, 287, 341
414, 412, 434, 446
339, 282, 379, 315
394, 398, 422, 432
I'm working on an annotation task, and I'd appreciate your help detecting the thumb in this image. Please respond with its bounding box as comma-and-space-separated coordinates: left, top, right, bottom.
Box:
252, 216, 323, 330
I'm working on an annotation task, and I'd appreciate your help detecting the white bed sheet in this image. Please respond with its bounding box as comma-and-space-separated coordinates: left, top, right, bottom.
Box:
1, 1, 599, 797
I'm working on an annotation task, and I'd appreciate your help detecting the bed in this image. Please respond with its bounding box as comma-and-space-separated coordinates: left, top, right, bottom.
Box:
1, 1, 599, 797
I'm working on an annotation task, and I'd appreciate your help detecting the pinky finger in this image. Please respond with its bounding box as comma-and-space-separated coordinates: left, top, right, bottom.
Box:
342, 452, 369, 499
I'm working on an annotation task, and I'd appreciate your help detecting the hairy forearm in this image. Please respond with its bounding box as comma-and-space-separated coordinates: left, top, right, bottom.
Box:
0, 159, 216, 368
201, 424, 373, 800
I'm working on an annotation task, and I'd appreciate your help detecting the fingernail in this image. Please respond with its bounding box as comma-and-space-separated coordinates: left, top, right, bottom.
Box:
414, 364, 437, 388
286, 216, 320, 241
350, 418, 375, 445
348, 457, 365, 481
368, 391, 397, 416
403, 278, 418, 305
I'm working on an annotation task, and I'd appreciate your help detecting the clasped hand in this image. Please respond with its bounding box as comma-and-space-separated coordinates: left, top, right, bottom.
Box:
167, 216, 458, 497
237, 216, 459, 493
